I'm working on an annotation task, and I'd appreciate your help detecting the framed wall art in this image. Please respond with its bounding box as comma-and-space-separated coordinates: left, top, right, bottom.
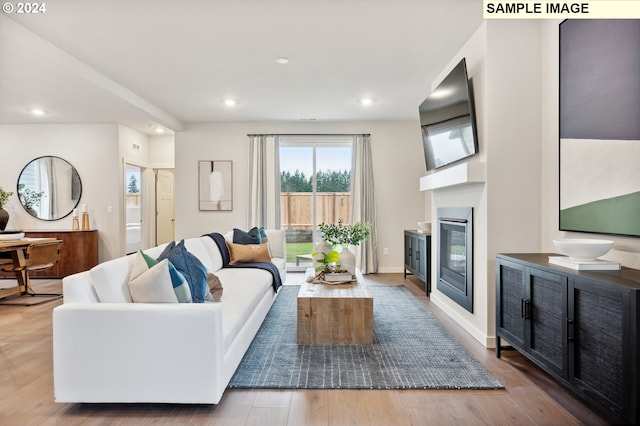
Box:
198, 160, 233, 211
559, 19, 640, 237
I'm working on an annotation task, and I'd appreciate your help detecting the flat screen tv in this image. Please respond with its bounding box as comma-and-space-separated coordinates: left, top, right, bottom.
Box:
419, 58, 479, 171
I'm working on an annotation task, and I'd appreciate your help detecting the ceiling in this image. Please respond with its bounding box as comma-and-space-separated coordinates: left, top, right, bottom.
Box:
0, 0, 484, 135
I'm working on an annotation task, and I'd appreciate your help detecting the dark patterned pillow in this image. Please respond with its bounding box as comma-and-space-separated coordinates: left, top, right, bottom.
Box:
233, 227, 262, 244
157, 240, 208, 303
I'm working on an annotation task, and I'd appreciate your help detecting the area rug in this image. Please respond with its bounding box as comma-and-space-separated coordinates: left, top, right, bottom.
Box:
228, 285, 504, 390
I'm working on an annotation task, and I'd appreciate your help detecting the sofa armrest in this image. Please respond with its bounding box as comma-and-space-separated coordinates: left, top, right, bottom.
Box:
53, 303, 225, 404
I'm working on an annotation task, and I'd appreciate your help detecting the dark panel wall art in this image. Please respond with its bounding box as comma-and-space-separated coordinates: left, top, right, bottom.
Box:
559, 19, 640, 237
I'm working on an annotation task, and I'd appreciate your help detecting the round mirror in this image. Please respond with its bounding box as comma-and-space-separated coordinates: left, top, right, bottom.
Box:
17, 156, 82, 220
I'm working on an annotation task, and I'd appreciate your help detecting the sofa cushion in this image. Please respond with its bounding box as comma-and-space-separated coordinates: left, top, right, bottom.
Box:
128, 259, 179, 303
158, 240, 209, 303
215, 268, 273, 351
91, 256, 135, 303
233, 227, 262, 244
226, 241, 271, 264
183, 237, 223, 272
136, 251, 191, 303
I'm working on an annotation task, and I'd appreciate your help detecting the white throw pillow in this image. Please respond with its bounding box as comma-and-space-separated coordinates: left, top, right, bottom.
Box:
128, 258, 179, 303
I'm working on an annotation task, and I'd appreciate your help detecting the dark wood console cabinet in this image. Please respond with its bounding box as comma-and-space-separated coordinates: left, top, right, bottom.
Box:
0, 230, 98, 279
404, 230, 431, 295
496, 253, 640, 424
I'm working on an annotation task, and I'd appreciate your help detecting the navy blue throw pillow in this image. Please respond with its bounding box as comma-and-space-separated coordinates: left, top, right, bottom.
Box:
157, 240, 208, 303
233, 227, 262, 244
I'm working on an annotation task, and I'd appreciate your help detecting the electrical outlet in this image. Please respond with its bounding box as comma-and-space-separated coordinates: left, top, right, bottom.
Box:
383, 248, 389, 255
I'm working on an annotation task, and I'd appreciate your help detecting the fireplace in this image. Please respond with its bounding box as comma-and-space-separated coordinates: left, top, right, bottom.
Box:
437, 207, 473, 312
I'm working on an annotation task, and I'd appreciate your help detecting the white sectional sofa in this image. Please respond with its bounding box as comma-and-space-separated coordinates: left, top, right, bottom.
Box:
53, 230, 286, 404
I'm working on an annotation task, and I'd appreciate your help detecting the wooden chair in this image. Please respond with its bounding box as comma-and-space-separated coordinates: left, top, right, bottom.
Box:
1, 240, 63, 301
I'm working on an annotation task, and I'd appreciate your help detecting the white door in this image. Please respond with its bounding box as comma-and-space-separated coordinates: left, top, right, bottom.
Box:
156, 169, 175, 245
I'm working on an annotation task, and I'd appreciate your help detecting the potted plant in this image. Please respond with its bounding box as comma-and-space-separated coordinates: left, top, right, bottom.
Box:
313, 249, 341, 273
0, 186, 14, 230
317, 219, 371, 275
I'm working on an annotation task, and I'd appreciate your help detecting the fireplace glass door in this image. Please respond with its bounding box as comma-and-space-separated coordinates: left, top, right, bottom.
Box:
439, 221, 467, 292
436, 207, 473, 312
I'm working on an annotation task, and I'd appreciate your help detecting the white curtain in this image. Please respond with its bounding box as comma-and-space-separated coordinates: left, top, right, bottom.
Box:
351, 134, 378, 274
248, 135, 281, 229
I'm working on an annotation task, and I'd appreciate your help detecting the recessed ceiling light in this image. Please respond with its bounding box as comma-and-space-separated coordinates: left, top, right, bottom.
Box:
155, 127, 165, 134
360, 97, 373, 106
275, 57, 290, 64
224, 99, 237, 107
29, 108, 46, 116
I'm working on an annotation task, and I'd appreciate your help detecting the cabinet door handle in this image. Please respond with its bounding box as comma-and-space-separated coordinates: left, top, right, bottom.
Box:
416, 249, 420, 260
521, 299, 531, 319
409, 247, 412, 256
567, 319, 575, 341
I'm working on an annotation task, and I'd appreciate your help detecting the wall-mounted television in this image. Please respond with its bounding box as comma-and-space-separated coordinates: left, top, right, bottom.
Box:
419, 58, 479, 171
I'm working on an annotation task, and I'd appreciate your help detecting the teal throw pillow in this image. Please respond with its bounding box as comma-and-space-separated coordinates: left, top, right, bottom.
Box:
140, 250, 191, 303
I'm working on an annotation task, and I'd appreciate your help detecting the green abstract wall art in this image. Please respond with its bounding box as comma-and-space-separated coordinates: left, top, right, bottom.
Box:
559, 19, 640, 237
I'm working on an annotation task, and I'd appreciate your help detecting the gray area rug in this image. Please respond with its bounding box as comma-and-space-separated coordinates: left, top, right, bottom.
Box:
228, 285, 504, 390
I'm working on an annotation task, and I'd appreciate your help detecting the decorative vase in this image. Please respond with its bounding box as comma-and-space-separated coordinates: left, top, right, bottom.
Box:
313, 239, 332, 268
339, 246, 356, 275
0, 207, 9, 231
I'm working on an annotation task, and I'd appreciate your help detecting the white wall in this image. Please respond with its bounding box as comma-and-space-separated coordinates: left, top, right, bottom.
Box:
0, 124, 121, 261
149, 134, 175, 168
174, 121, 426, 272
426, 20, 543, 347
539, 20, 640, 269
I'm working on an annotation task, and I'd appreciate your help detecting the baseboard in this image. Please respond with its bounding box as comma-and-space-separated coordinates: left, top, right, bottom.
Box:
376, 266, 404, 274
430, 292, 493, 348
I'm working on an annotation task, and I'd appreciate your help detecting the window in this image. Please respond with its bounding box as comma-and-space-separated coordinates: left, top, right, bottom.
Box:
279, 138, 352, 270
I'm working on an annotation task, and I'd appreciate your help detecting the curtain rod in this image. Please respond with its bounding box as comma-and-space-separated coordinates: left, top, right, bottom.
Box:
246, 133, 370, 137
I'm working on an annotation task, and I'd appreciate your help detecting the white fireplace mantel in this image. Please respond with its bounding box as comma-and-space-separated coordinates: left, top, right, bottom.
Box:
419, 162, 486, 191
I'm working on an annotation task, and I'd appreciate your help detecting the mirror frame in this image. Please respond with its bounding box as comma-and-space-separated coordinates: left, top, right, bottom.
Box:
17, 155, 82, 221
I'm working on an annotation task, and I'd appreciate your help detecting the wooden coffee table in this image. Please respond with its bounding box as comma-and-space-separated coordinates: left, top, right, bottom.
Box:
297, 269, 373, 345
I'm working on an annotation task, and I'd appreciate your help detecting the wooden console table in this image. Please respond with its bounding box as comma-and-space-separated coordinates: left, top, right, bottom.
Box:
297, 270, 373, 345
0, 230, 98, 279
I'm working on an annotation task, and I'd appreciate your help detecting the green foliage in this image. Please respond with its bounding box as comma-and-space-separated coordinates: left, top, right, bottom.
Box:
0, 186, 13, 207
280, 169, 311, 192
312, 249, 341, 273
280, 169, 350, 192
316, 169, 350, 192
128, 175, 140, 193
18, 184, 44, 209
318, 219, 371, 246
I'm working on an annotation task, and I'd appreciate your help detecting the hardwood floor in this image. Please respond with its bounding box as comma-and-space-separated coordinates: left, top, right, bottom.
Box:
0, 275, 611, 425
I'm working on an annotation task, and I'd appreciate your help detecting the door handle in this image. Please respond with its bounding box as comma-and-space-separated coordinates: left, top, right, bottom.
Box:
567, 319, 575, 341
521, 299, 531, 319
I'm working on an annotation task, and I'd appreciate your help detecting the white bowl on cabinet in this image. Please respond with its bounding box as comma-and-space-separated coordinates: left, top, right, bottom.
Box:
553, 239, 614, 261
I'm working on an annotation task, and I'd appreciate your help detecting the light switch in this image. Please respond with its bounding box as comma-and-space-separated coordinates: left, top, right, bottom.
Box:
107, 206, 113, 214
